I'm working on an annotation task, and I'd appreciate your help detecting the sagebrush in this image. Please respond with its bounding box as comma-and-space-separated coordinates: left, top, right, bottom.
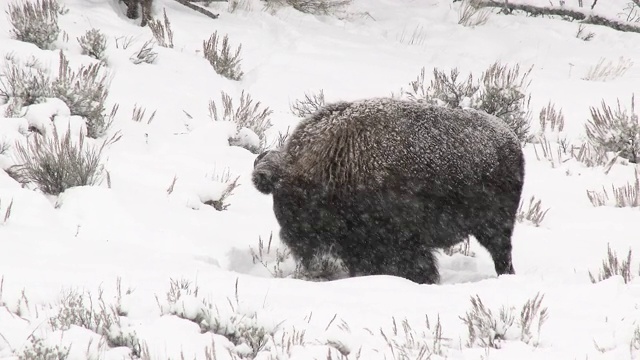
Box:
585, 95, 639, 163
77, 28, 107, 60
264, 0, 352, 16
11, 129, 119, 195
7, 0, 61, 49
399, 61, 533, 144
52, 51, 116, 138
209, 90, 273, 153
0, 55, 51, 107
203, 31, 243, 81
589, 244, 634, 284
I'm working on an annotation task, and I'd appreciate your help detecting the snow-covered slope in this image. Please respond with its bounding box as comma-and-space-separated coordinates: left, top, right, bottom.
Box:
1, 0, 640, 359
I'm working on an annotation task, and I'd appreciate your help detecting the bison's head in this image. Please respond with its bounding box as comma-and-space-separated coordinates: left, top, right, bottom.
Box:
252, 150, 284, 194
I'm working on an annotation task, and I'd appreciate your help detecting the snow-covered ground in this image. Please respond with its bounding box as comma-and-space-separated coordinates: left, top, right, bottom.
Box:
1, 0, 640, 359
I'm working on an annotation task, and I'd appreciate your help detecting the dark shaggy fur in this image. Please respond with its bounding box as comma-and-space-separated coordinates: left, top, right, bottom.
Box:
253, 98, 525, 284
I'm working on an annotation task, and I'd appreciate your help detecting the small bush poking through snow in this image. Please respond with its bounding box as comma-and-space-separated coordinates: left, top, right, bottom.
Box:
130, 40, 158, 65
203, 31, 244, 81
586, 168, 640, 207
264, 0, 352, 16
7, 0, 61, 50
570, 142, 614, 169
631, 325, 640, 355
399, 61, 533, 144
519, 292, 549, 346
589, 244, 634, 284
576, 24, 595, 41
131, 104, 157, 124
209, 90, 273, 153
11, 129, 119, 196
538, 101, 565, 134
157, 278, 276, 358
204, 167, 240, 211
0, 55, 52, 108
533, 136, 573, 169
148, 9, 174, 48
461, 293, 548, 349
582, 57, 633, 82
443, 238, 475, 257
49, 287, 142, 357
380, 315, 446, 359
460, 295, 515, 349
77, 28, 107, 60
16, 334, 70, 360
516, 195, 550, 227
585, 95, 640, 163
289, 89, 326, 118
52, 51, 117, 138
458, 0, 491, 27
250, 232, 293, 278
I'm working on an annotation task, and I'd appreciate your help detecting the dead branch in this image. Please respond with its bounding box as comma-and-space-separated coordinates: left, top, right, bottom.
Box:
476, 0, 640, 34
173, 0, 220, 19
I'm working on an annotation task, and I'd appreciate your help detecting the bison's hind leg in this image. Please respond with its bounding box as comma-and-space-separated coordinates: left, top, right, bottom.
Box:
472, 204, 517, 276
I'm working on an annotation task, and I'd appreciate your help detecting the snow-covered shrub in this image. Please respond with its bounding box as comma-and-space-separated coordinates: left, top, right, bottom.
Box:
203, 31, 243, 81
49, 289, 117, 333
518, 292, 549, 346
443, 239, 475, 257
631, 325, 640, 355
461, 293, 548, 349
0, 56, 52, 108
396, 24, 428, 46
538, 101, 565, 135
16, 334, 70, 360
77, 28, 107, 60
588, 244, 634, 284
48, 288, 141, 356
203, 167, 240, 211
228, 0, 253, 13
380, 316, 446, 359
460, 295, 515, 349
148, 9, 174, 48
582, 57, 633, 82
400, 62, 533, 144
131, 104, 157, 124
7, 0, 61, 50
250, 232, 294, 278
585, 95, 639, 163
209, 90, 273, 153
533, 137, 572, 169
11, 130, 117, 195
476, 62, 533, 143
130, 40, 157, 65
516, 196, 550, 227
570, 142, 613, 169
51, 51, 116, 138
576, 24, 595, 41
458, 0, 491, 27
264, 0, 352, 16
293, 251, 349, 281
586, 171, 640, 207
157, 278, 275, 358
290, 89, 325, 118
